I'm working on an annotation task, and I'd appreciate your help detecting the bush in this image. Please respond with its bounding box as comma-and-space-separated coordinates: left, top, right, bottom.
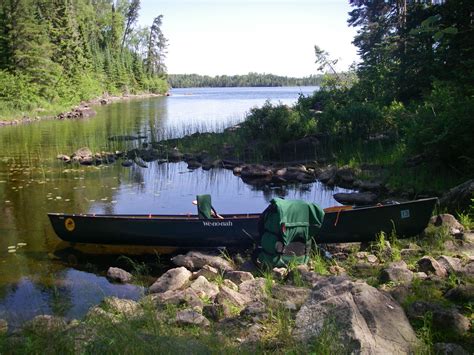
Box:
408, 82, 474, 173
242, 101, 315, 155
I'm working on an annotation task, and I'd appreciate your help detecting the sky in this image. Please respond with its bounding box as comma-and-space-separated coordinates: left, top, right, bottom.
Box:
138, 0, 359, 77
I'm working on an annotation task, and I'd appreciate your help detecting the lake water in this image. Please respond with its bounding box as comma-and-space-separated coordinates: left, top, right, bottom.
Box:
0, 86, 349, 328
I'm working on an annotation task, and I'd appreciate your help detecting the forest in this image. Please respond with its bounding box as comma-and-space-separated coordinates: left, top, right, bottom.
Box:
0, 0, 168, 119
240, 0, 474, 181
168, 73, 323, 88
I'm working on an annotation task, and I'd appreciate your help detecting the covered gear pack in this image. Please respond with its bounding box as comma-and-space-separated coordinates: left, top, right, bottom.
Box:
257, 198, 325, 268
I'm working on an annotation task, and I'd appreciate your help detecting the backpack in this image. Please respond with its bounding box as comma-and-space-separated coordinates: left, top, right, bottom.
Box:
257, 198, 325, 268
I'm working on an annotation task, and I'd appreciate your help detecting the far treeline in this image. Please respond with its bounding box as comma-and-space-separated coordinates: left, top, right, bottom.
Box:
0, 0, 168, 119
235, 0, 473, 184
168, 73, 323, 88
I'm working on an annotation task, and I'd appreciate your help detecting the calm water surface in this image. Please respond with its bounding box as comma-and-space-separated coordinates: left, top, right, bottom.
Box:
0, 86, 349, 327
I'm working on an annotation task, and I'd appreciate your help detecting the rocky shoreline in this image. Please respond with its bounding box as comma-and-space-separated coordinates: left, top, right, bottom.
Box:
57, 145, 474, 212
0, 93, 166, 127
1, 216, 472, 352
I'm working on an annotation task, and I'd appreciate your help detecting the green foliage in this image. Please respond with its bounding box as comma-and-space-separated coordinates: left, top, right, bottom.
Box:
241, 100, 316, 156
0, 0, 169, 121
309, 249, 329, 276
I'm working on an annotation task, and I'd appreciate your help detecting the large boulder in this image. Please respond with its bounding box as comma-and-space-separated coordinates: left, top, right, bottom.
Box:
149, 267, 192, 294
171, 251, 234, 272
439, 179, 474, 213
293, 276, 419, 354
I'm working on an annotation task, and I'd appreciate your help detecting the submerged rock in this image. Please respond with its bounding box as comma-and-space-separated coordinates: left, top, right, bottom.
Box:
293, 276, 419, 354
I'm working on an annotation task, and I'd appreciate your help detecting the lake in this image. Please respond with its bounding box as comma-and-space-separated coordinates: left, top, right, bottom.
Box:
0, 86, 349, 328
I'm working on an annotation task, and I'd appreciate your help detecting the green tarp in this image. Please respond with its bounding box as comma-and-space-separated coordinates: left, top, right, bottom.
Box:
258, 198, 325, 268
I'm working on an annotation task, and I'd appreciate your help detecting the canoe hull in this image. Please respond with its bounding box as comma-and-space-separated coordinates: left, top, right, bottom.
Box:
318, 197, 438, 243
48, 198, 438, 248
48, 213, 260, 249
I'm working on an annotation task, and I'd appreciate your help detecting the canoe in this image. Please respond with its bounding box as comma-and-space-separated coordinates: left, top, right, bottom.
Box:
48, 197, 438, 248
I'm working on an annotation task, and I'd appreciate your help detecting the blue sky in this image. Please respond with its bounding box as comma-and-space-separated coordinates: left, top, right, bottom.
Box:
138, 0, 358, 77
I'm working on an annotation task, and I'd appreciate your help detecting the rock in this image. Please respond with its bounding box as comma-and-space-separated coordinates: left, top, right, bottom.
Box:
106, 267, 133, 283
354, 180, 383, 192
333, 192, 378, 206
192, 265, 219, 281
190, 276, 219, 299
238, 260, 258, 273
217, 285, 251, 308
101, 297, 142, 318
56, 154, 71, 162
0, 319, 8, 334
389, 284, 413, 304
149, 288, 203, 310
272, 267, 288, 281
293, 276, 419, 354
168, 148, 183, 162
433, 343, 469, 355
406, 301, 470, 336
240, 164, 273, 178
72, 147, 93, 160
414, 272, 428, 280
175, 309, 210, 327
334, 166, 359, 188
224, 271, 254, 285
380, 261, 414, 284
366, 254, 378, 263
444, 285, 474, 303
271, 285, 311, 308
430, 214, 464, 236
222, 279, 239, 291
149, 267, 192, 294
328, 265, 346, 275
417, 256, 448, 278
121, 159, 133, 167
240, 301, 267, 317
239, 278, 267, 302
289, 265, 322, 286
318, 166, 337, 184
86, 306, 119, 323
171, 251, 234, 272
436, 256, 463, 274
24, 315, 68, 332
187, 160, 202, 170
439, 179, 474, 213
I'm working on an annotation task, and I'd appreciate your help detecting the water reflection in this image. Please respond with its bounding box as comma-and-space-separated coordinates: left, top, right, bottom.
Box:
1, 86, 343, 325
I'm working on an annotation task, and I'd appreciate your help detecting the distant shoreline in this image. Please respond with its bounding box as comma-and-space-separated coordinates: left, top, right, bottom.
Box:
0, 92, 167, 127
